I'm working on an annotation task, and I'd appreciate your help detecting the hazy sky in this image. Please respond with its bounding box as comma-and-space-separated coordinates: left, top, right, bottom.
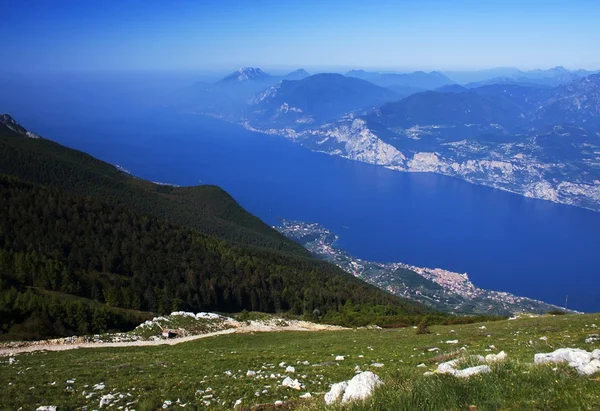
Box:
4, 0, 600, 73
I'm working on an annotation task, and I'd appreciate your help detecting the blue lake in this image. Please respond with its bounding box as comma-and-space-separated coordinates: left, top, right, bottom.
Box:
17, 112, 600, 312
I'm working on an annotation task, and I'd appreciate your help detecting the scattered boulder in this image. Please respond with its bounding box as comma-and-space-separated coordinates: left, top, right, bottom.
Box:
300, 392, 312, 399
324, 381, 348, 405
341, 371, 384, 403
579, 360, 600, 376
335, 355, 345, 361
454, 365, 491, 378
446, 340, 459, 344
534, 348, 600, 375
324, 371, 383, 405
485, 351, 508, 363
99, 394, 115, 408
586, 334, 600, 344
436, 359, 459, 374
36, 407, 57, 411
371, 363, 384, 368
436, 356, 492, 378
281, 376, 303, 390
285, 366, 296, 374
246, 370, 256, 377
535, 348, 591, 368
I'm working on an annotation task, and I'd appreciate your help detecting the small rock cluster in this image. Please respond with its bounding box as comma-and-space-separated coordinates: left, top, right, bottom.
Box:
535, 348, 600, 376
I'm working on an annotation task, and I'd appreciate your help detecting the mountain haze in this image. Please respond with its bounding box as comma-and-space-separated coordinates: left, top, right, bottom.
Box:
248, 73, 400, 126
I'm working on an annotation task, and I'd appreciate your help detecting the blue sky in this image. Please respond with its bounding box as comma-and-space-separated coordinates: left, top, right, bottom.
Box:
3, 0, 600, 73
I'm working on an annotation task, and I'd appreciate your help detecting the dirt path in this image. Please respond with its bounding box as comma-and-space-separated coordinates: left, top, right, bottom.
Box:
0, 321, 345, 356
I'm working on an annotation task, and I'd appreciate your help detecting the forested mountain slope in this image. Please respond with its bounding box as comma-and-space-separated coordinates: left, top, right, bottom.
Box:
0, 115, 305, 255
0, 115, 432, 340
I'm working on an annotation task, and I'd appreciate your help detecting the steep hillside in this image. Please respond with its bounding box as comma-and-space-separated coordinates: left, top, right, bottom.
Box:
0, 116, 432, 339
370, 91, 525, 130
0, 115, 305, 255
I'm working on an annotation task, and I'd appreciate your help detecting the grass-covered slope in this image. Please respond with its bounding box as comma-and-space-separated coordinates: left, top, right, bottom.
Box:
1, 314, 598, 410
0, 115, 435, 339
0, 116, 305, 255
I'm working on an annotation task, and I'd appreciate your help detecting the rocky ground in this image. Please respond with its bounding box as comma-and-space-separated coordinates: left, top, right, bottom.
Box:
1, 313, 599, 410
0, 313, 345, 357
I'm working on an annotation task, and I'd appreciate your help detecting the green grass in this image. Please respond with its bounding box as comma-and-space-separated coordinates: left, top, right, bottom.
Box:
1, 314, 599, 410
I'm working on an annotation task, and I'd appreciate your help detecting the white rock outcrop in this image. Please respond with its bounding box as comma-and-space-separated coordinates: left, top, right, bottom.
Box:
454, 365, 491, 378
535, 348, 600, 375
324, 371, 383, 405
341, 371, 384, 403
36, 407, 57, 411
99, 394, 115, 408
281, 377, 303, 390
485, 351, 508, 363
324, 381, 348, 405
436, 355, 494, 378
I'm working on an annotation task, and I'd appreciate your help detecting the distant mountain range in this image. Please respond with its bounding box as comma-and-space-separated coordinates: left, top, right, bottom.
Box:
187, 66, 600, 211
461, 66, 600, 88
346, 69, 455, 89
247, 73, 399, 126
218, 67, 310, 84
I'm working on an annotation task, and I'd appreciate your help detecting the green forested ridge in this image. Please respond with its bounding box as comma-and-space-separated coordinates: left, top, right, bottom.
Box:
0, 174, 429, 339
0, 116, 443, 339
0, 119, 306, 255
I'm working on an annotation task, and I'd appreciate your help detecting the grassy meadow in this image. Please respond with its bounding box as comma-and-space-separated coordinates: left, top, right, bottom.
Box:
1, 313, 599, 410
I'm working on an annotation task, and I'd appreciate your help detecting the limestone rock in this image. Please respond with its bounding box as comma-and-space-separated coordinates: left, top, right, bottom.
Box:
534, 348, 599, 375
534, 348, 592, 368
281, 376, 303, 390
436, 359, 459, 374
324, 381, 348, 405
341, 371, 383, 403
578, 359, 600, 376
436, 357, 492, 378
454, 365, 491, 378
485, 351, 507, 363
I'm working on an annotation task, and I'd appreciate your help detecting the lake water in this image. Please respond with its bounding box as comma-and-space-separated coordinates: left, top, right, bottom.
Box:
15, 111, 600, 312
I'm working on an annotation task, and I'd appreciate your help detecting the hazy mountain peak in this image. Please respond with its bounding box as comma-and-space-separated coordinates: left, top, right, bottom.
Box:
284, 68, 310, 80
219, 67, 270, 83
